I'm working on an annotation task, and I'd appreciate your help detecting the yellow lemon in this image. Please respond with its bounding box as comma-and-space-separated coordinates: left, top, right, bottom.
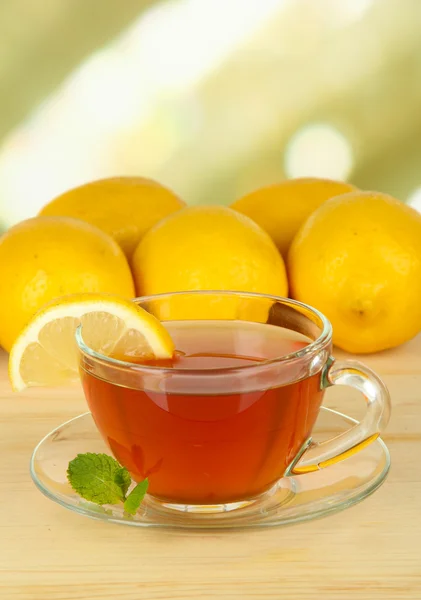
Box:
288, 191, 421, 353
9, 293, 174, 391
0, 216, 135, 352
132, 205, 287, 320
231, 177, 356, 257
39, 176, 185, 258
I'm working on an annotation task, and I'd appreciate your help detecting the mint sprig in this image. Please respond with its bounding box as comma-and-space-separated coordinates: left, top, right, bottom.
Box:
67, 453, 148, 515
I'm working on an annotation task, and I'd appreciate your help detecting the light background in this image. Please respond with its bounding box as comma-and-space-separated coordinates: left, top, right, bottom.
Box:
1, 0, 421, 231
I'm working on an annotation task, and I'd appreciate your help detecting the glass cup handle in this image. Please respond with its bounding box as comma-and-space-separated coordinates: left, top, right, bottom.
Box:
288, 358, 391, 475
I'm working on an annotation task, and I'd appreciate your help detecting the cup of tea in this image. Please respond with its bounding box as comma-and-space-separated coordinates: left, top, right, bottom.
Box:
76, 291, 391, 513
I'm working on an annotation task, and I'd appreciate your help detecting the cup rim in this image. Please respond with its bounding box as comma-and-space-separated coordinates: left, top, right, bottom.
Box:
75, 290, 332, 375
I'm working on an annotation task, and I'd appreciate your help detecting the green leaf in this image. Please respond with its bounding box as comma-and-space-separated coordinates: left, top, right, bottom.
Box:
67, 453, 130, 505
115, 467, 131, 497
124, 479, 149, 515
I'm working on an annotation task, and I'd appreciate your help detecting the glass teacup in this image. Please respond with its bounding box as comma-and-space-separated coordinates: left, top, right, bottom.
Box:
77, 291, 391, 513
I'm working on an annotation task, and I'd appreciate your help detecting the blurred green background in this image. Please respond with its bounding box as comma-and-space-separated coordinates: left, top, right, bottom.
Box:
1, 0, 421, 232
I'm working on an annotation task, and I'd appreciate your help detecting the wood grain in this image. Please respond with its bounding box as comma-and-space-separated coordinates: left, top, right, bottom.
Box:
0, 337, 420, 600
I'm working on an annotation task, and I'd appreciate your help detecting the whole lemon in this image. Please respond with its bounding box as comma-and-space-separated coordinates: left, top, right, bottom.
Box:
288, 191, 421, 353
231, 177, 356, 257
0, 216, 135, 351
39, 177, 185, 259
132, 206, 287, 319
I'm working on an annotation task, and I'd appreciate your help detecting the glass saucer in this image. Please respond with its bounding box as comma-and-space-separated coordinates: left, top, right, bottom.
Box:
30, 407, 390, 529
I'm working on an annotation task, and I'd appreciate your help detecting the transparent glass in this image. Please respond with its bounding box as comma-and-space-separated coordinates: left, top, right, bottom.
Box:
30, 408, 391, 529
76, 291, 391, 514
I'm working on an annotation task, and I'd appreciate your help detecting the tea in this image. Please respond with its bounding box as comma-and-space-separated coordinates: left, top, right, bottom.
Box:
81, 320, 324, 505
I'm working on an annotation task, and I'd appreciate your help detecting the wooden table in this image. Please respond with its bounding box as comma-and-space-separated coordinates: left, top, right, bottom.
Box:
1, 337, 420, 600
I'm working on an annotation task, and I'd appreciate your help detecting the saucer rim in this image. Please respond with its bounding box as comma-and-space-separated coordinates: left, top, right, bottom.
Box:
30, 407, 391, 530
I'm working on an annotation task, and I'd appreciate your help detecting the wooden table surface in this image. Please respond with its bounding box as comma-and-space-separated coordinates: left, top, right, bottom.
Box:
1, 337, 420, 600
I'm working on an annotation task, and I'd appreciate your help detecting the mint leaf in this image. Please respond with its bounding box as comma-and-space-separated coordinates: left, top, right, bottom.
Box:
115, 467, 131, 497
124, 479, 149, 515
67, 453, 128, 505
67, 453, 149, 513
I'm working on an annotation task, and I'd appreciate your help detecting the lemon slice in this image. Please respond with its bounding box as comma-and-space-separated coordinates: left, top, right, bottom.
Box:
9, 293, 175, 392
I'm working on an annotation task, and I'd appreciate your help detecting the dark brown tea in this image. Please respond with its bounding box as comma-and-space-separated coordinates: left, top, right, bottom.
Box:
81, 320, 324, 505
